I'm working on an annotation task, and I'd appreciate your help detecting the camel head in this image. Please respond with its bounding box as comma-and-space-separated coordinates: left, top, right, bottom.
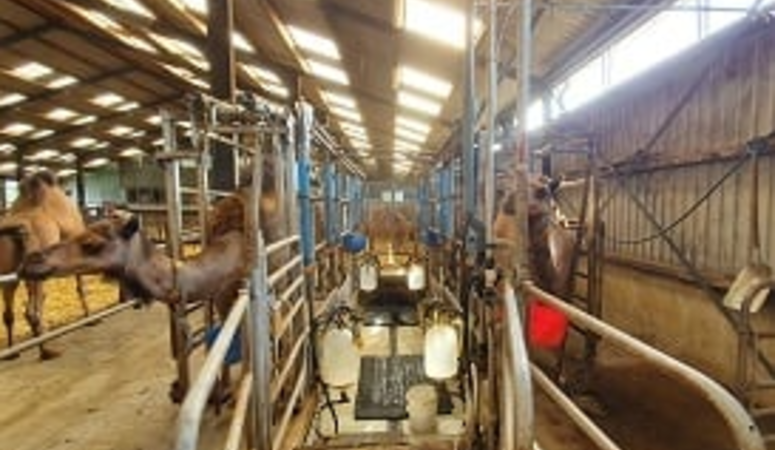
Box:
20, 214, 151, 289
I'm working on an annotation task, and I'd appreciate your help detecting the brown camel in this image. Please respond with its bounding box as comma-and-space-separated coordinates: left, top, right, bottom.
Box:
19, 185, 281, 319
0, 171, 88, 359
492, 174, 576, 297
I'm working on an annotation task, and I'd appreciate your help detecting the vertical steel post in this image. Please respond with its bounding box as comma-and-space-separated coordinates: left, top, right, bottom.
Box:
512, 0, 536, 448
296, 103, 315, 267
162, 110, 188, 401
324, 162, 337, 245
484, 0, 497, 244
207, 0, 237, 192
248, 135, 272, 450
514, 0, 533, 284
462, 0, 477, 227
440, 165, 452, 238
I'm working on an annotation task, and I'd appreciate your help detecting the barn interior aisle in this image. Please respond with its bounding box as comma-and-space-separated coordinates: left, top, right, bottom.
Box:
0, 305, 228, 450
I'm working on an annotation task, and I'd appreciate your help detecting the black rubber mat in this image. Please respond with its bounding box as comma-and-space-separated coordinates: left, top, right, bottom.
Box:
354, 355, 453, 420
360, 276, 420, 326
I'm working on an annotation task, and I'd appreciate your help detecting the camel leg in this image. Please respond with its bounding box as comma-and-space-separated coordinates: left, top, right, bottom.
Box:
24, 280, 60, 360
2, 282, 20, 359
75, 275, 90, 317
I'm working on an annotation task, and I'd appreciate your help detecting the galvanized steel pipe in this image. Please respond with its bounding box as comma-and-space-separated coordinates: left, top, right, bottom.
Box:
523, 281, 766, 450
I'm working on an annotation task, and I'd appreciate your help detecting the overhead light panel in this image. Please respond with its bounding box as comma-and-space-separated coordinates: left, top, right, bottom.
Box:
84, 157, 110, 168
395, 139, 421, 151
395, 127, 427, 143
177, 0, 207, 15
73, 115, 97, 126
233, 32, 254, 53
262, 84, 289, 98
307, 60, 349, 85
401, 0, 468, 49
48, 75, 78, 89
71, 137, 98, 148
103, 0, 155, 19
324, 91, 356, 109
288, 25, 341, 60
30, 129, 54, 140
329, 105, 361, 123
0, 93, 26, 107
2, 122, 34, 136
398, 66, 452, 98
396, 115, 431, 134
28, 149, 61, 161
244, 65, 281, 85
109, 125, 136, 136
57, 168, 77, 178
92, 92, 124, 107
398, 91, 442, 116
46, 108, 79, 122
120, 147, 146, 157
10, 62, 52, 81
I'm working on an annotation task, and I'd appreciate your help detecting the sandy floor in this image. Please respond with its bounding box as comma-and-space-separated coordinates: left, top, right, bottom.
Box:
0, 304, 228, 450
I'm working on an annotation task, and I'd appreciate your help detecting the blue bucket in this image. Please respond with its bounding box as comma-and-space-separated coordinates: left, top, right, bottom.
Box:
204, 325, 242, 365
341, 231, 368, 253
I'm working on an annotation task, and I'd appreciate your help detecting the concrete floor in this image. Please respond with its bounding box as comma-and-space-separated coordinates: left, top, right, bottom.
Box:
0, 297, 757, 450
0, 305, 228, 450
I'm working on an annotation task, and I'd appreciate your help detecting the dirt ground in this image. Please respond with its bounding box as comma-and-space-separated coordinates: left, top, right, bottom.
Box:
0, 304, 229, 450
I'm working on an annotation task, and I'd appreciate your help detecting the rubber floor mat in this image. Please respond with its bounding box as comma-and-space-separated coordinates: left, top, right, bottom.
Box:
354, 355, 453, 420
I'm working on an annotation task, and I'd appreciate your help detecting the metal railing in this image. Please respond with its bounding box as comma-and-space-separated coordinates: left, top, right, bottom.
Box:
173, 234, 350, 450
501, 282, 535, 450
523, 281, 766, 450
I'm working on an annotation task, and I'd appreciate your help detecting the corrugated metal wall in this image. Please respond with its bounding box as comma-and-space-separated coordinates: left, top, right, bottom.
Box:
553, 21, 775, 280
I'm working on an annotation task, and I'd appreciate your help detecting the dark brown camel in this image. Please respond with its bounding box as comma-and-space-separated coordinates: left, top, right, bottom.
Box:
0, 171, 88, 359
492, 174, 576, 297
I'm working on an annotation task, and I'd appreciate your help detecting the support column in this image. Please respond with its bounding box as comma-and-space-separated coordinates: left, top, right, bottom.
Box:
207, 0, 237, 191
75, 156, 86, 211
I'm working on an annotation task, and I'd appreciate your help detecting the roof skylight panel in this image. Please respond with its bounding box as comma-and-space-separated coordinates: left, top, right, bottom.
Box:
397, 66, 452, 98
233, 32, 254, 53
109, 125, 136, 136
397, 91, 442, 116
401, 0, 481, 50
120, 147, 145, 157
73, 115, 97, 126
396, 116, 431, 134
57, 168, 77, 178
395, 127, 427, 143
46, 108, 79, 122
10, 62, 52, 80
288, 26, 341, 60
47, 75, 79, 89
103, 0, 155, 19
71, 137, 98, 148
27, 149, 61, 161
30, 129, 54, 140
2, 122, 34, 136
307, 60, 349, 86
84, 157, 110, 168
329, 105, 361, 123
324, 91, 356, 109
0, 93, 26, 108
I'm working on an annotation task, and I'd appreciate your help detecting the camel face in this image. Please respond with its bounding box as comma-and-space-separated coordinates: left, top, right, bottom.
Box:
20, 215, 139, 280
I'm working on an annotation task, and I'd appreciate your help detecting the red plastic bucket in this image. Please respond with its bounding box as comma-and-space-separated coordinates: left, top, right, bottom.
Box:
528, 300, 569, 349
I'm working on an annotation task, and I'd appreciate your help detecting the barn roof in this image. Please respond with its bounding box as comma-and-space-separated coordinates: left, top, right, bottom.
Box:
0, 0, 672, 181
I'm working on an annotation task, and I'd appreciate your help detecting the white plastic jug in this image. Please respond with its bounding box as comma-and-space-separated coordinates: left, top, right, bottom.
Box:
360, 262, 378, 292
407, 263, 426, 291
424, 324, 458, 379
319, 328, 359, 387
